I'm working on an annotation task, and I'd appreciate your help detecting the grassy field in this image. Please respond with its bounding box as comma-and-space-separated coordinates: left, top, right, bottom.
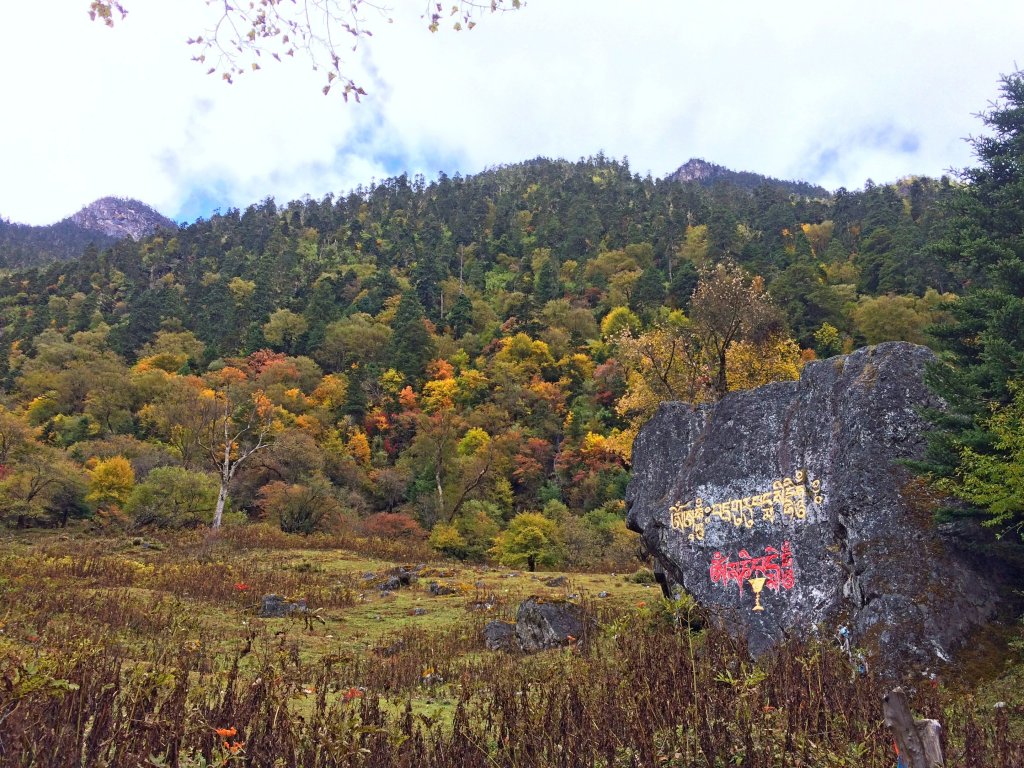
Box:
2, 525, 1023, 767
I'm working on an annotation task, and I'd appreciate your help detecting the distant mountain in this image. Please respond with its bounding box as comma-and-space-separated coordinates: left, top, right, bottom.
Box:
0, 197, 175, 270
68, 197, 176, 242
669, 158, 830, 198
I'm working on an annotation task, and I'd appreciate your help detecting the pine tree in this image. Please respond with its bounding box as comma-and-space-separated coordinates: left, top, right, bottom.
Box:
919, 70, 1024, 528
447, 293, 474, 339
387, 290, 436, 384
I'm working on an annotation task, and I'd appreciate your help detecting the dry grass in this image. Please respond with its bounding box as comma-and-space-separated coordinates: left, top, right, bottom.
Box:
1, 527, 1022, 767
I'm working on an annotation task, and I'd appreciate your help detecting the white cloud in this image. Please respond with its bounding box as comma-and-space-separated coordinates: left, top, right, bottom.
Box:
2, 1, 1023, 224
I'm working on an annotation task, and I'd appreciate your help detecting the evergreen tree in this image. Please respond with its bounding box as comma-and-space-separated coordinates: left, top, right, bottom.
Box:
534, 255, 562, 303
447, 293, 474, 339
919, 70, 1024, 528
630, 266, 666, 318
387, 290, 436, 383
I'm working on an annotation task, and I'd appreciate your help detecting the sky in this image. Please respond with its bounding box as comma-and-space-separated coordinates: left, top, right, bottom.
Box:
2, 1, 1023, 225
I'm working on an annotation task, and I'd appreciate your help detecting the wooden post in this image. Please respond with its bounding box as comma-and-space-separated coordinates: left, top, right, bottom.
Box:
882, 687, 944, 767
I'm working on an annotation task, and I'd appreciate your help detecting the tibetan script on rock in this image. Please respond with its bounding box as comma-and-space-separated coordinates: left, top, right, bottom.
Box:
710, 542, 796, 595
668, 470, 823, 541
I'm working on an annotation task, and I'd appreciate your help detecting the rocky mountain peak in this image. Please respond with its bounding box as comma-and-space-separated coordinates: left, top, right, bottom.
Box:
68, 197, 175, 241
668, 158, 831, 198
672, 158, 723, 183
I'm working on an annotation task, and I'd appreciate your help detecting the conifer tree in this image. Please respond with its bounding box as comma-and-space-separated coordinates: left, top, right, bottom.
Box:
919, 70, 1024, 528
387, 290, 436, 384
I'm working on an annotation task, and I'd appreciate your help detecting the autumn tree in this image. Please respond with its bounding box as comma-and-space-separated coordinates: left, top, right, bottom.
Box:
690, 260, 783, 397
200, 365, 279, 528
725, 335, 803, 392
126, 466, 219, 528
86, 455, 135, 510
610, 312, 714, 461
0, 408, 86, 528
259, 477, 343, 534
490, 511, 564, 571
137, 372, 220, 469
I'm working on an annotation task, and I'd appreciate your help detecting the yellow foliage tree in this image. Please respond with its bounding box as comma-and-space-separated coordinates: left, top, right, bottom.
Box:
346, 429, 372, 466
725, 335, 803, 392
86, 456, 135, 509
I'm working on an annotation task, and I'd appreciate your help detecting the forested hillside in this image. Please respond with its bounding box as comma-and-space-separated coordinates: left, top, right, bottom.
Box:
0, 154, 972, 566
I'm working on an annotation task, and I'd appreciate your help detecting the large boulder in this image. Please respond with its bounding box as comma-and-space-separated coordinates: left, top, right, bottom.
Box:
482, 620, 518, 651
626, 342, 999, 666
515, 597, 585, 652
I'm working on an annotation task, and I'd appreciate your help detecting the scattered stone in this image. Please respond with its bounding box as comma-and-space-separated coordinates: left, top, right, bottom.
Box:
515, 597, 585, 653
259, 594, 307, 618
626, 341, 1001, 668
544, 576, 568, 588
378, 590, 394, 598
483, 620, 517, 651
380, 576, 402, 592
375, 638, 405, 657
597, 591, 610, 598
410, 608, 427, 616
428, 581, 458, 596
361, 571, 376, 581
385, 567, 418, 587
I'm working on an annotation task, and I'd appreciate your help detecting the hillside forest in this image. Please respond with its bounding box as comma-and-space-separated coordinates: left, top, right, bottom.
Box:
1, 71, 1022, 569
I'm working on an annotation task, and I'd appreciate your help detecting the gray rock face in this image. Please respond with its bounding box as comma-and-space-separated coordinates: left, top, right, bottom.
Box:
482, 620, 517, 651
68, 197, 175, 241
515, 598, 585, 652
626, 342, 998, 666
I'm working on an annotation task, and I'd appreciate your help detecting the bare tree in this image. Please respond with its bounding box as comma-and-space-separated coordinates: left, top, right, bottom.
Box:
690, 260, 782, 397
88, 1, 521, 98
200, 383, 276, 528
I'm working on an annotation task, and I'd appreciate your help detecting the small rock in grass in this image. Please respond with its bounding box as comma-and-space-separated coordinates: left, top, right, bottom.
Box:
259, 594, 308, 618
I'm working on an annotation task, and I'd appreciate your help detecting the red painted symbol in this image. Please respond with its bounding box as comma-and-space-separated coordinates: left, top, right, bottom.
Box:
710, 542, 795, 594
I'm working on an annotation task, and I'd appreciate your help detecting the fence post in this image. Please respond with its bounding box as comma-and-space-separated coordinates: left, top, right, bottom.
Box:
882, 687, 944, 767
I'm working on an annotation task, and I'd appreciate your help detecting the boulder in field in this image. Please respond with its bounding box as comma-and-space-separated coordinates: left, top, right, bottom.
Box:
515, 597, 585, 652
626, 342, 999, 667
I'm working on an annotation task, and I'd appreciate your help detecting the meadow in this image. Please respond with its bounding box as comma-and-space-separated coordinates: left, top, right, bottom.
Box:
1, 525, 1022, 767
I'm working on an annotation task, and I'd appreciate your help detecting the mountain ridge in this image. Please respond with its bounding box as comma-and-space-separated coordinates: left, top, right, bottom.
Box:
669, 158, 831, 198
0, 197, 175, 270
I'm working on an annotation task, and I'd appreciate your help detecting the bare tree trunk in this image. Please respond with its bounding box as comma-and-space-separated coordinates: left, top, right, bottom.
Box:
213, 482, 229, 529
435, 464, 444, 521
